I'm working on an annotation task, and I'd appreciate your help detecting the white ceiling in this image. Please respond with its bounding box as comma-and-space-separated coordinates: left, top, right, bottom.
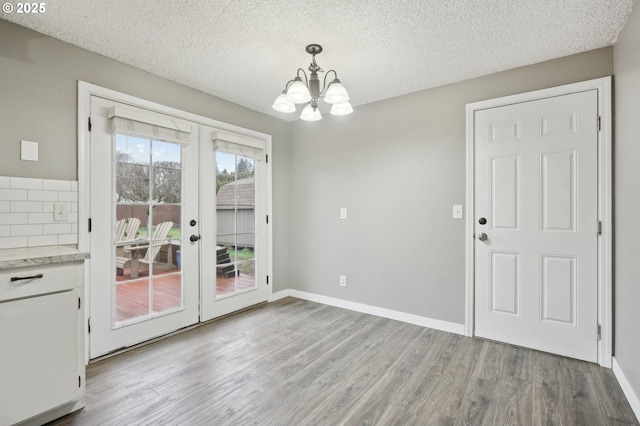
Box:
2, 0, 635, 121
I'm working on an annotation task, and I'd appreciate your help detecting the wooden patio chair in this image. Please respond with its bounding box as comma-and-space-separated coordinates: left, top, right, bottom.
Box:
116, 221, 174, 279
115, 218, 141, 242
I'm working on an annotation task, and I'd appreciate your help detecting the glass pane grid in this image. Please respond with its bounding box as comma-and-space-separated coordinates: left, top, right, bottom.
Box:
114, 133, 183, 326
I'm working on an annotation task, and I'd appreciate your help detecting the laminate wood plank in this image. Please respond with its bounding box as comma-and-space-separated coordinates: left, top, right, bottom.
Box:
192, 316, 403, 425
124, 308, 374, 425
409, 336, 485, 425
48, 297, 639, 426
592, 365, 640, 424
292, 322, 426, 425
338, 328, 451, 425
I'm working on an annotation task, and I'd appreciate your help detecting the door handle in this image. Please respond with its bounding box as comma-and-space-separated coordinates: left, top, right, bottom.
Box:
477, 233, 488, 241
190, 235, 200, 242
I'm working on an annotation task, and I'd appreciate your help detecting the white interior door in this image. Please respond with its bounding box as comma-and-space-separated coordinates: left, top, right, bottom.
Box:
200, 126, 268, 321
474, 90, 599, 362
89, 96, 200, 357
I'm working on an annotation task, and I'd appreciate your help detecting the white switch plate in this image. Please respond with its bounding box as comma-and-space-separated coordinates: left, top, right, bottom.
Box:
21, 140, 39, 162
54, 202, 69, 221
339, 275, 347, 287
340, 208, 347, 219
453, 205, 463, 219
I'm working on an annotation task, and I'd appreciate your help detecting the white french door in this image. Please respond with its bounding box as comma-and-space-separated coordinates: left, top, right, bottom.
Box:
89, 96, 200, 357
474, 90, 599, 362
86, 91, 271, 358
200, 126, 268, 321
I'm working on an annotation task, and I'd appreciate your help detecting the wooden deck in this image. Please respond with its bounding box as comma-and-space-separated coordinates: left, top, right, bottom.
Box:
115, 268, 255, 322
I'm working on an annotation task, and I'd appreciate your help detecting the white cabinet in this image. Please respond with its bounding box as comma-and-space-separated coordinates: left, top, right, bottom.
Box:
0, 261, 86, 426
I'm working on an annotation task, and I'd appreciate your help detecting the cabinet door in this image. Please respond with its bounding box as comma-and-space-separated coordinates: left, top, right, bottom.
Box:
0, 290, 79, 425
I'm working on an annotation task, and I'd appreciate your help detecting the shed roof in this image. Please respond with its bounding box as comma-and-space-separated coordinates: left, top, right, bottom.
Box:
216, 177, 254, 209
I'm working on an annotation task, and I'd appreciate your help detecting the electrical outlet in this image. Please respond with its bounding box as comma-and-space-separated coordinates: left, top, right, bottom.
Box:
339, 275, 347, 287
54, 202, 68, 221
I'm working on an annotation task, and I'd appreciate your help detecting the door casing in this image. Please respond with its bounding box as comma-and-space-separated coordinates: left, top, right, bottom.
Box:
465, 77, 612, 367
77, 81, 273, 363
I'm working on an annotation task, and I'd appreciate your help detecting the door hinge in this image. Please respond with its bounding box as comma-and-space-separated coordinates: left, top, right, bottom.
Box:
597, 220, 602, 235
88, 218, 92, 233
266, 275, 269, 285
597, 116, 601, 132
266, 215, 269, 224
79, 376, 82, 388
88, 318, 91, 333
597, 323, 601, 340
78, 297, 81, 310
266, 154, 269, 163
88, 117, 92, 132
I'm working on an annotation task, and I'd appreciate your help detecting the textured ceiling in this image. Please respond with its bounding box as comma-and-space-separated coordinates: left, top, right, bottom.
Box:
2, 0, 635, 121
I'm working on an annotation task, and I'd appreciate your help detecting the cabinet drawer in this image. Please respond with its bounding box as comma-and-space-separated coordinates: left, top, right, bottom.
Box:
0, 262, 82, 302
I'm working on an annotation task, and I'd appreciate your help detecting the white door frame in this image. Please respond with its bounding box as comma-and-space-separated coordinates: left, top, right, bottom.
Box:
464, 77, 612, 367
77, 81, 273, 362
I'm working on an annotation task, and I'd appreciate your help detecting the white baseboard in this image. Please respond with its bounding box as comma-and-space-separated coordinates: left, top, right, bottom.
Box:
612, 356, 640, 422
288, 289, 465, 335
269, 289, 290, 302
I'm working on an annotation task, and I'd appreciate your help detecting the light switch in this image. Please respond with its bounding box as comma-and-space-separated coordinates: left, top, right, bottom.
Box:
21, 140, 39, 162
340, 208, 347, 219
453, 205, 463, 219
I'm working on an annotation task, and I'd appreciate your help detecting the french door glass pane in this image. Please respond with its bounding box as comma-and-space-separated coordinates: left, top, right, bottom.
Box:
215, 151, 257, 299
113, 134, 184, 326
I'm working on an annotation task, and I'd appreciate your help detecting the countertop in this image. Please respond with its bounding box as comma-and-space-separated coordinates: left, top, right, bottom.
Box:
0, 246, 90, 269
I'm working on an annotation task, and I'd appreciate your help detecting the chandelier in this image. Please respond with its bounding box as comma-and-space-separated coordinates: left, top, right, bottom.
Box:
272, 44, 353, 121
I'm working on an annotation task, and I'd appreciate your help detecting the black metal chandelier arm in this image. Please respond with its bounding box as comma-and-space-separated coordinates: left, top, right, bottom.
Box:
320, 70, 339, 96
282, 78, 297, 91
296, 68, 309, 85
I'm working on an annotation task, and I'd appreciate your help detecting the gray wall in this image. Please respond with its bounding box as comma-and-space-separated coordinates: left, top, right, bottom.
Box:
613, 4, 640, 400
289, 48, 613, 324
0, 20, 290, 292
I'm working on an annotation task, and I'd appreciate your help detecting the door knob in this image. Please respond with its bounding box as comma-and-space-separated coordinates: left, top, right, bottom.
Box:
190, 235, 200, 242
477, 233, 488, 241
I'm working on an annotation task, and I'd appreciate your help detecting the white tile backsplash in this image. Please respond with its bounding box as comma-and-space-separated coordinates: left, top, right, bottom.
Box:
58, 191, 78, 202
28, 213, 54, 224
43, 223, 72, 235
0, 213, 29, 225
11, 224, 43, 236
11, 201, 43, 213
0, 189, 28, 201
0, 236, 27, 249
0, 176, 78, 248
28, 235, 58, 247
28, 190, 58, 202
11, 177, 43, 190
43, 179, 72, 191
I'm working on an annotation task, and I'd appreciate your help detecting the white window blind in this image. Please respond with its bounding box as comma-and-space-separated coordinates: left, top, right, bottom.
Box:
108, 105, 193, 144
212, 131, 265, 159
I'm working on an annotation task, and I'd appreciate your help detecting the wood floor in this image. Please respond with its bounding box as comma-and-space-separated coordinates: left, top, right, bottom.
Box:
50, 298, 638, 426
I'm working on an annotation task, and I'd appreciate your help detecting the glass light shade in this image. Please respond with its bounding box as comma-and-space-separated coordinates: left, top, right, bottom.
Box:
300, 104, 322, 121
272, 92, 296, 113
324, 81, 350, 104
286, 79, 312, 104
330, 101, 353, 116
